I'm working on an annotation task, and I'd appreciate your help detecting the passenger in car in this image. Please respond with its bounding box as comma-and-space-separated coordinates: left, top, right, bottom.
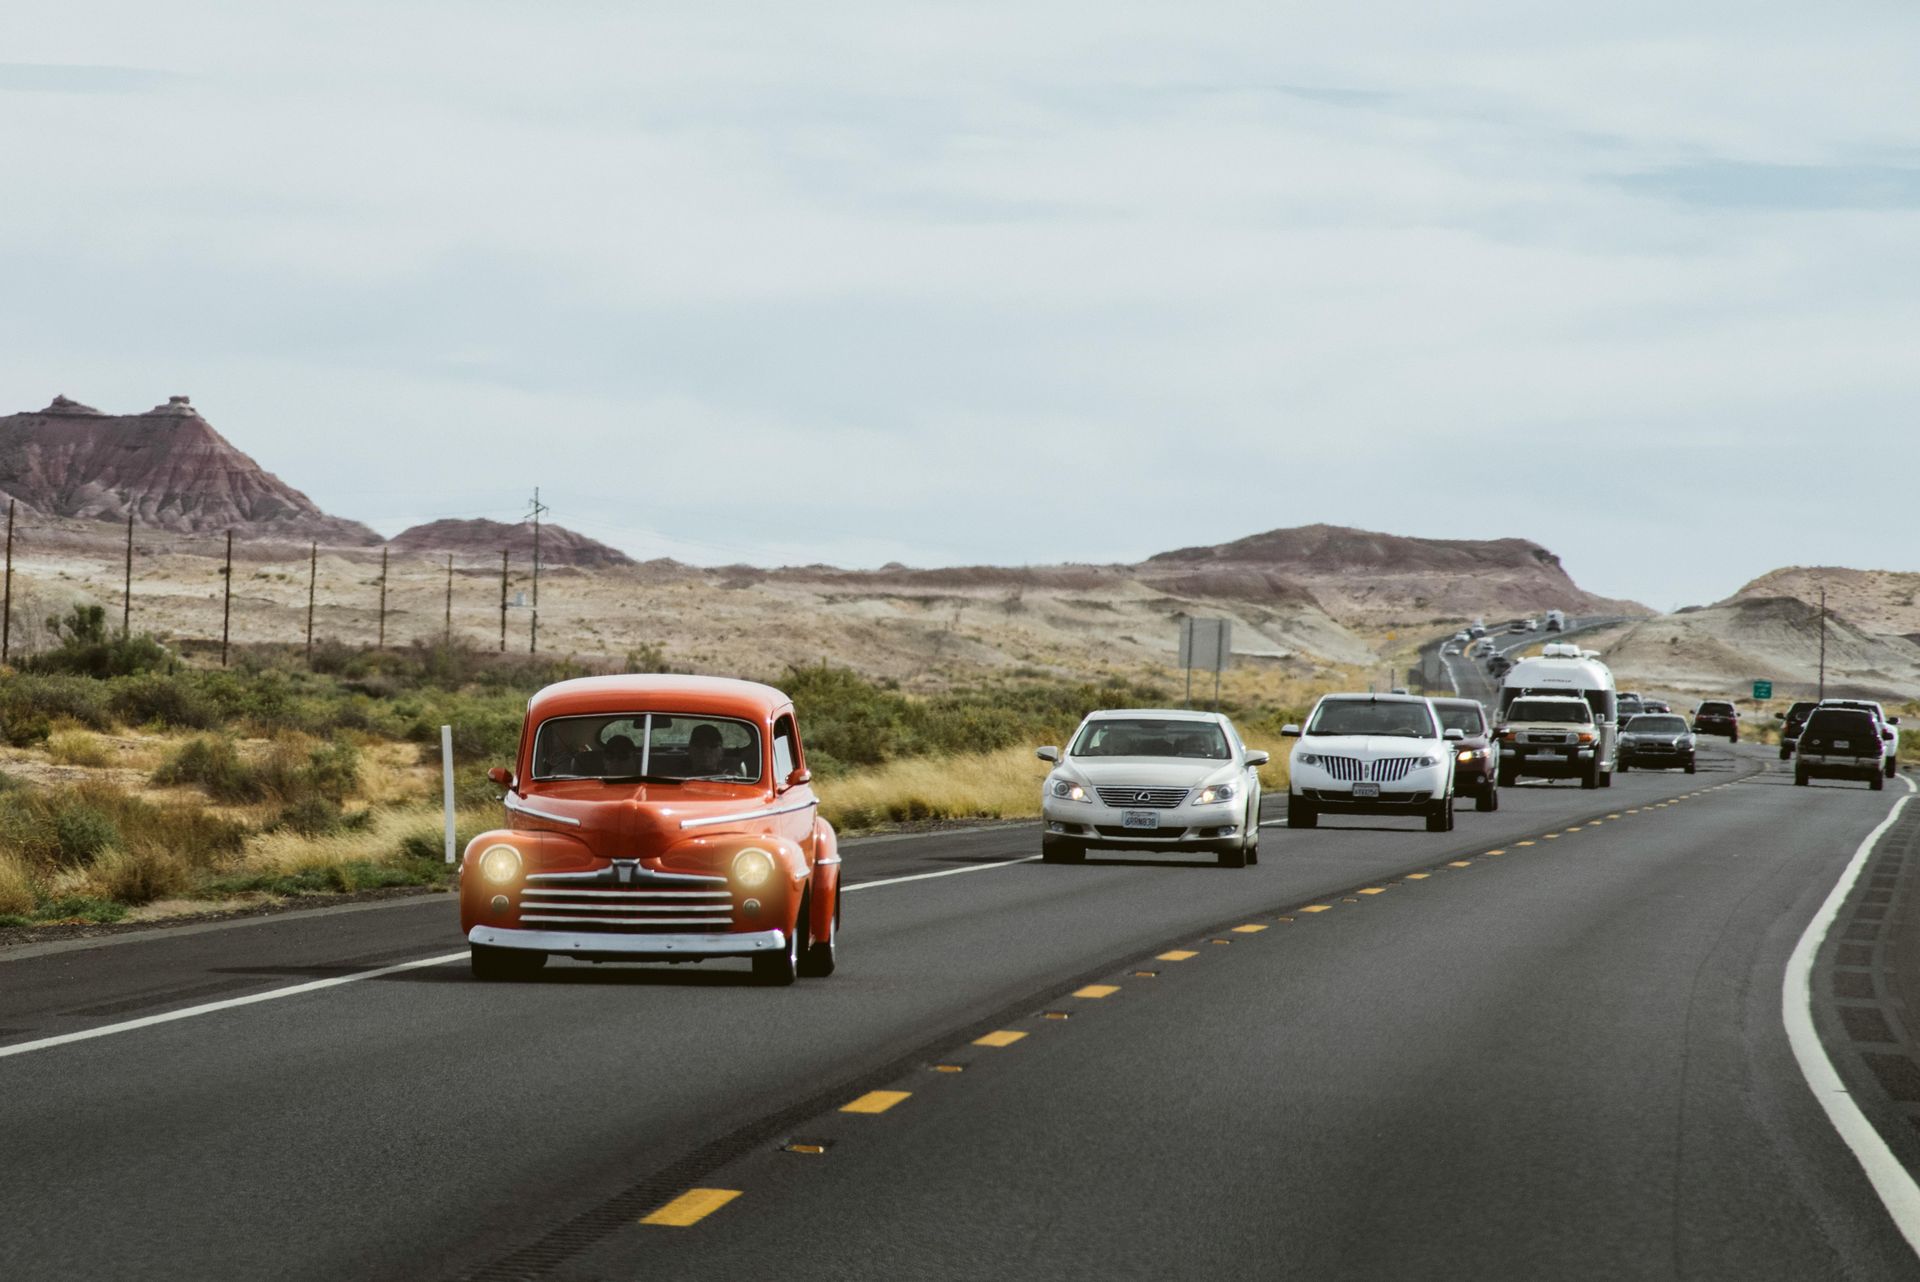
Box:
689, 724, 727, 776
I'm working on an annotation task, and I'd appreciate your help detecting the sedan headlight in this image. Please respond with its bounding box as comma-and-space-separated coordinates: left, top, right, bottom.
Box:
1049, 779, 1091, 803
732, 847, 775, 889
1192, 781, 1238, 805
478, 844, 522, 885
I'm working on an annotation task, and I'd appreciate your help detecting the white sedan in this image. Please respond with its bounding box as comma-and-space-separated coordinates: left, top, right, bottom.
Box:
1037, 709, 1267, 868
1282, 693, 1463, 832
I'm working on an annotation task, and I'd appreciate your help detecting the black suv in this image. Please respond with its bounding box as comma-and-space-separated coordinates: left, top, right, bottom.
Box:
1796, 709, 1886, 790
1693, 700, 1739, 742
1776, 701, 1819, 761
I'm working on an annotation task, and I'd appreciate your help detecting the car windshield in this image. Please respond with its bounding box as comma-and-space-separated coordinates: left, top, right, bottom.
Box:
1435, 705, 1484, 735
531, 713, 762, 782
1306, 701, 1437, 738
1509, 700, 1592, 724
1626, 715, 1687, 734
1699, 704, 1734, 715
1072, 719, 1230, 759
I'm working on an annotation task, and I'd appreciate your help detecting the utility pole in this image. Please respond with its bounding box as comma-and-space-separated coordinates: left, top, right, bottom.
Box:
498, 548, 509, 652
445, 554, 453, 645
220, 530, 233, 667
122, 508, 134, 639
1818, 585, 1828, 700
377, 546, 389, 649
2, 499, 13, 667
526, 487, 548, 654
306, 542, 317, 665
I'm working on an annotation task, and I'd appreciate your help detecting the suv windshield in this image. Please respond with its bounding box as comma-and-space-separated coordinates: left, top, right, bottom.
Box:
532, 713, 763, 782
1626, 715, 1687, 734
1698, 703, 1735, 715
1508, 700, 1593, 724
1435, 705, 1484, 735
1072, 719, 1230, 759
1306, 701, 1437, 738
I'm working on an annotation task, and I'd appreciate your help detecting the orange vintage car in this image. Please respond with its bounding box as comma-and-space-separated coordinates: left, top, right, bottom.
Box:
459, 674, 840, 985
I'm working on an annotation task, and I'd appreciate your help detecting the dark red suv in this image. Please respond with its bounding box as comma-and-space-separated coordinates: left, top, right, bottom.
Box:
1432, 697, 1499, 812
1776, 701, 1818, 761
1693, 700, 1739, 742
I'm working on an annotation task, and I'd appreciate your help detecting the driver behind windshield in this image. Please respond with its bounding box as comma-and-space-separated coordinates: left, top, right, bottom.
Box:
687, 723, 726, 776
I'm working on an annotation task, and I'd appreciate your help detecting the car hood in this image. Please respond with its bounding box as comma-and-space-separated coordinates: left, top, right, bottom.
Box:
1059, 758, 1239, 788
1293, 735, 1442, 758
510, 781, 778, 849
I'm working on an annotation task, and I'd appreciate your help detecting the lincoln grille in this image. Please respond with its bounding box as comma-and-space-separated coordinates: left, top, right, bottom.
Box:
1315, 757, 1420, 783
1094, 786, 1189, 809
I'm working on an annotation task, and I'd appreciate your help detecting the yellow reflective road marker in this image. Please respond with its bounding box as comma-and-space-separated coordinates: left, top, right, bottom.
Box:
1233, 923, 1269, 932
1157, 950, 1198, 961
1564, 828, 1583, 834
1299, 904, 1333, 913
1626, 809, 1639, 814
1404, 872, 1431, 880
842, 1090, 911, 1115
974, 1030, 1027, 1048
1356, 888, 1386, 896
643, 1188, 741, 1227
1516, 840, 1536, 847
1485, 849, 1505, 857
1607, 814, 1621, 819
1544, 833, 1559, 840
931, 1065, 964, 1074
1448, 860, 1472, 867
1074, 984, 1120, 999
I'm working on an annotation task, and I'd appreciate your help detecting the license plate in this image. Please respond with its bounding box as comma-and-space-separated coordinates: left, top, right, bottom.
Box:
1122, 810, 1160, 830
1352, 782, 1381, 799
1835, 740, 1850, 749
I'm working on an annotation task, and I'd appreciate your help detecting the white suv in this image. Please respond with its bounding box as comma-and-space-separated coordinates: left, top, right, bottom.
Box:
1281, 694, 1462, 833
1037, 710, 1268, 868
1819, 699, 1901, 779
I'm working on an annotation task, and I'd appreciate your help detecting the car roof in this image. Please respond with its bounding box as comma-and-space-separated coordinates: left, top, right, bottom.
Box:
1430, 697, 1486, 710
528, 674, 793, 723
1082, 708, 1227, 724
1510, 694, 1591, 703
1317, 692, 1431, 704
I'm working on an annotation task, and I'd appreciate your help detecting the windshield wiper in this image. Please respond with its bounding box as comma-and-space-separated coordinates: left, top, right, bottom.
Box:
593, 773, 687, 785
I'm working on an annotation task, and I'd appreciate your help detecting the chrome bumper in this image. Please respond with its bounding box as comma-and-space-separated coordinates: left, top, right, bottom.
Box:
467, 925, 787, 957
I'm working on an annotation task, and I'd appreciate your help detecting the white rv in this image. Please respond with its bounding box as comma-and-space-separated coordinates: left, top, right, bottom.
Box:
1497, 646, 1619, 787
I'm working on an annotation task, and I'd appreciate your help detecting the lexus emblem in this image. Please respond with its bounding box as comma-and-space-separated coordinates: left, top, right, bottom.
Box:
1137, 792, 1154, 804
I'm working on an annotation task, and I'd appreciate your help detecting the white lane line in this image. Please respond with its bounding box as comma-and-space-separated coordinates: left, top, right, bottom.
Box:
1783, 773, 1920, 1258
845, 855, 1040, 892
0, 951, 467, 1063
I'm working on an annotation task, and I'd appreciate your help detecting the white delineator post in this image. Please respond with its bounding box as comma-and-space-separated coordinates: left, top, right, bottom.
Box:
441, 724, 457, 865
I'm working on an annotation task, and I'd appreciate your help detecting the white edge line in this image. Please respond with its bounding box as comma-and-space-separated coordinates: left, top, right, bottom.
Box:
1782, 772, 1920, 1258
0, 951, 468, 1062
844, 855, 1040, 892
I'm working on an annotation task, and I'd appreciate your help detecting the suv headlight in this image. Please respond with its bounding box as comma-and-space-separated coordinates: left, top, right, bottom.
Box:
1296, 752, 1322, 767
1192, 781, 1237, 805
1415, 755, 1440, 768
1049, 779, 1091, 803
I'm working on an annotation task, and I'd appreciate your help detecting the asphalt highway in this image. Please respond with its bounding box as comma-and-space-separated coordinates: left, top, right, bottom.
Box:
4, 742, 1920, 1280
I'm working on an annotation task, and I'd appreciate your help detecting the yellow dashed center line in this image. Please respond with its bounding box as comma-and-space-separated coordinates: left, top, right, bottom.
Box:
1232, 923, 1269, 932
931, 1065, 963, 1074
1448, 860, 1472, 867
1485, 849, 1505, 856
842, 1090, 912, 1115
974, 1030, 1027, 1048
1607, 814, 1621, 819
1404, 873, 1431, 880
1073, 984, 1120, 999
1299, 904, 1333, 913
642, 1188, 742, 1227
1158, 950, 1198, 961
1516, 840, 1536, 847
1544, 834, 1559, 840
1356, 888, 1386, 896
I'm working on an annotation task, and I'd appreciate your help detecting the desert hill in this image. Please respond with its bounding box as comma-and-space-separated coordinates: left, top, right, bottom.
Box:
1141, 523, 1643, 623
0, 395, 378, 545
1726, 566, 1920, 640
389, 518, 636, 570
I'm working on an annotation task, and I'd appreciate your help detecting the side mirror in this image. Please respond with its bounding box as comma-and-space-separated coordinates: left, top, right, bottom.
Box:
1891, 716, 1902, 726
1245, 750, 1270, 767
1036, 746, 1060, 763
487, 766, 514, 789
788, 767, 812, 787
1774, 712, 1785, 721
1443, 728, 1465, 742
1280, 725, 1302, 738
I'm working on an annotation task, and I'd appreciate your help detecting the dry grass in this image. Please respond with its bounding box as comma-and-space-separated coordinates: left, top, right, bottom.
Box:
44, 724, 113, 768
0, 850, 35, 916
240, 802, 490, 874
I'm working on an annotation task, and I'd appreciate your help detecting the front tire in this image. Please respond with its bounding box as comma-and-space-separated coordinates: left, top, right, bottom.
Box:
470, 944, 546, 982
1425, 796, 1455, 832
799, 886, 838, 978
1581, 760, 1599, 790
1618, 758, 1631, 774
1794, 764, 1810, 787
1498, 762, 1518, 788
1888, 757, 1899, 779
1684, 758, 1696, 774
1475, 782, 1498, 812
1041, 835, 1085, 864
754, 904, 806, 986
1217, 842, 1247, 869
1287, 793, 1318, 829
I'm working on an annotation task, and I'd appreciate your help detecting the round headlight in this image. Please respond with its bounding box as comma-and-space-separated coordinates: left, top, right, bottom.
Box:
478, 844, 521, 885
732, 847, 775, 889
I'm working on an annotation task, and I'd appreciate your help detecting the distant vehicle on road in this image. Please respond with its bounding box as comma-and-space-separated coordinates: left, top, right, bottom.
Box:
1281, 694, 1461, 832
460, 674, 840, 985
1545, 609, 1567, 632
1432, 697, 1500, 811
1617, 714, 1696, 774
1498, 696, 1607, 788
1795, 707, 1887, 790
1498, 647, 1618, 788
1775, 700, 1819, 761
1037, 710, 1266, 868
1522, 617, 1540, 631
1643, 699, 1672, 714
1692, 700, 1740, 742
1469, 622, 1488, 639
1818, 699, 1900, 777
1488, 654, 1514, 679
1452, 630, 1471, 644
1616, 694, 1646, 723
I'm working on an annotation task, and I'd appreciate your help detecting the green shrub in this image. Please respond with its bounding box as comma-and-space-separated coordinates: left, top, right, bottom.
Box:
22, 608, 174, 679
153, 736, 257, 801
108, 674, 223, 730
0, 674, 113, 744
53, 804, 120, 863
31, 895, 129, 924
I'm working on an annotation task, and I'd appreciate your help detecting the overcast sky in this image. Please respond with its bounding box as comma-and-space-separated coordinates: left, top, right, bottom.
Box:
3, 3, 1917, 610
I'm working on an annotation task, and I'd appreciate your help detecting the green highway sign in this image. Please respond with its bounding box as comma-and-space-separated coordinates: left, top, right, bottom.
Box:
1753, 680, 1773, 700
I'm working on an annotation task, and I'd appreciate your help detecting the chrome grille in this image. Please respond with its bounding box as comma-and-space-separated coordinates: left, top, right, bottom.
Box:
1525, 732, 1571, 745
1094, 786, 1189, 809
1369, 757, 1419, 783
1316, 756, 1365, 782
520, 865, 732, 933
